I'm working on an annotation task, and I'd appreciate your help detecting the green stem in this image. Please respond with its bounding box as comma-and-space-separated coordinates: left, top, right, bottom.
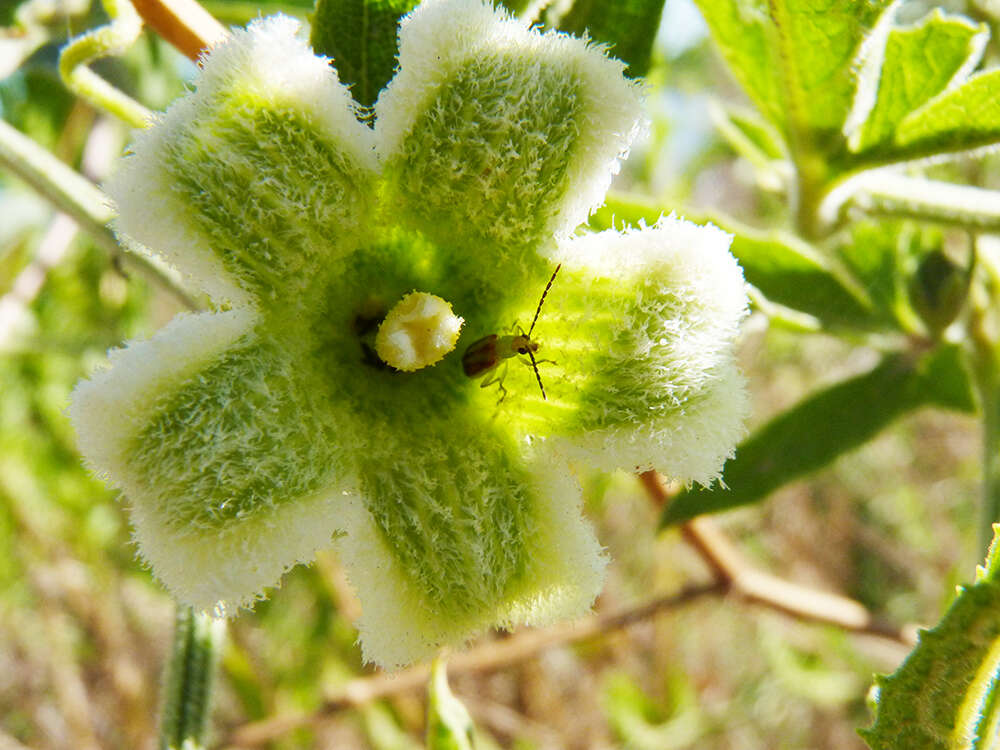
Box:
845, 172, 1000, 233
971, 251, 1000, 554
980, 371, 1000, 555
0, 118, 114, 242
426, 655, 475, 750
159, 606, 225, 750
58, 0, 152, 128
0, 118, 197, 309
793, 160, 828, 241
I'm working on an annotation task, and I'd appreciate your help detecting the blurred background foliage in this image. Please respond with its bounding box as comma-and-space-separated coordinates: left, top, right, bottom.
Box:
0, 0, 995, 747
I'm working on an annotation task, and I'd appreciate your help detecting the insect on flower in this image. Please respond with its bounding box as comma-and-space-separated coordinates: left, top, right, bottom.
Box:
462, 264, 561, 402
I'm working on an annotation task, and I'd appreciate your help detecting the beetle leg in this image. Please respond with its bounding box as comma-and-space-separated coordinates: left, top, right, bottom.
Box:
480, 362, 509, 404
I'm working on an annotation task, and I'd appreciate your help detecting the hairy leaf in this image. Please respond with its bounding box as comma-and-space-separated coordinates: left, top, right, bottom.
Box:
712, 103, 788, 165
310, 0, 418, 109
728, 225, 876, 329
890, 69, 1000, 159
848, 11, 985, 153
860, 528, 1000, 749
835, 221, 938, 333
557, 0, 667, 77
695, 0, 892, 145
661, 344, 975, 525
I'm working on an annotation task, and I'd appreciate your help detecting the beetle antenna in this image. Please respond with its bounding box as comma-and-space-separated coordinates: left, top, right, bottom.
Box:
528, 264, 561, 338
526, 348, 546, 400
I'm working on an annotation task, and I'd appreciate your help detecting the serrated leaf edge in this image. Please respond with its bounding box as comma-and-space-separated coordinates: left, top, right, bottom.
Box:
843, 0, 902, 144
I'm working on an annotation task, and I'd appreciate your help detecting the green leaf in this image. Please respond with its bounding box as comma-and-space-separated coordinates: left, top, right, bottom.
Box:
711, 103, 788, 164
890, 69, 1000, 159
835, 221, 930, 333
694, 0, 892, 145
860, 526, 1000, 749
726, 223, 876, 330
710, 103, 789, 191
917, 341, 977, 412
848, 11, 986, 154
661, 344, 975, 525
557, 0, 667, 77
691, 0, 784, 129
309, 0, 418, 110
602, 671, 707, 750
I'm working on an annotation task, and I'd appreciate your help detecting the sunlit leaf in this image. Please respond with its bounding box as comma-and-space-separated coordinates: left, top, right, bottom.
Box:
661, 344, 975, 525
691, 0, 783, 128
860, 526, 1000, 749
557, 0, 667, 77
848, 11, 986, 154
309, 0, 418, 109
890, 69, 1000, 159
694, 0, 892, 144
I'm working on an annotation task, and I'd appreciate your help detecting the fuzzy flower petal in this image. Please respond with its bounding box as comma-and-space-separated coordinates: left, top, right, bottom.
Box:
106, 16, 378, 307
71, 310, 357, 612
376, 0, 642, 257
339, 419, 605, 669
535, 217, 750, 484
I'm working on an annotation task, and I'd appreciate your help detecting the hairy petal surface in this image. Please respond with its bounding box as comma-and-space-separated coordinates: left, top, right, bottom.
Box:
106, 16, 378, 308
71, 313, 355, 612
338, 408, 606, 669
375, 0, 642, 266
543, 218, 749, 484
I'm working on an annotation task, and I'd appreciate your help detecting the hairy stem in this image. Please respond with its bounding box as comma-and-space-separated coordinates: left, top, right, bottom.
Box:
841, 172, 1000, 233
159, 606, 225, 750
970, 251, 1000, 554
0, 118, 114, 243
0, 118, 198, 308
58, 0, 152, 128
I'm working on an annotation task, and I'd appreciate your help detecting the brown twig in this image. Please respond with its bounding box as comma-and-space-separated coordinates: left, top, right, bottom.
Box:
639, 470, 918, 645
222, 581, 722, 747
131, 0, 229, 61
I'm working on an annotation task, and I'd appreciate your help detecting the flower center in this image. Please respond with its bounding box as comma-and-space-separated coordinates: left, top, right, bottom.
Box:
374, 292, 464, 372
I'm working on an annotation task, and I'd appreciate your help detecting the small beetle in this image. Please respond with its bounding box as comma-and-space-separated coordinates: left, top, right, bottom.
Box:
462, 264, 561, 402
